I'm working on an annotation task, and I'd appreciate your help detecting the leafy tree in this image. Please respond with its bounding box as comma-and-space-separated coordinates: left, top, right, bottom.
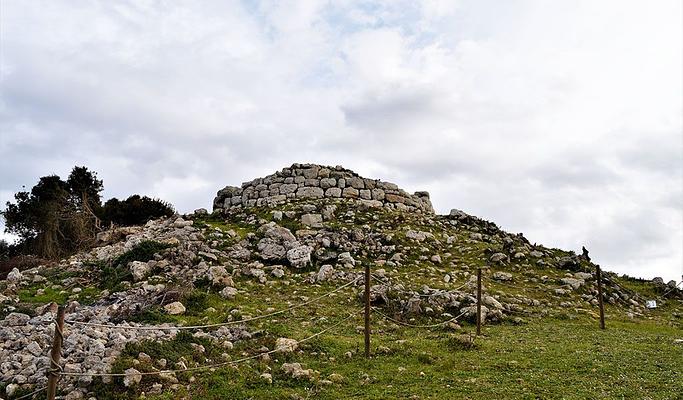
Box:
2, 175, 72, 257
0, 239, 10, 261
66, 166, 103, 212
2, 166, 175, 259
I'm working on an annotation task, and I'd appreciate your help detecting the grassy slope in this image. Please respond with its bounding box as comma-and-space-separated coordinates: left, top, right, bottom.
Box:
134, 288, 683, 400
6, 201, 681, 399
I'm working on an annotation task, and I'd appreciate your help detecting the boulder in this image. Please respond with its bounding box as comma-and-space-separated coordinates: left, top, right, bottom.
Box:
129, 261, 152, 282
405, 230, 433, 242
258, 238, 288, 261
317, 265, 335, 282
208, 265, 233, 286
6, 268, 24, 283
560, 277, 584, 290
287, 245, 313, 268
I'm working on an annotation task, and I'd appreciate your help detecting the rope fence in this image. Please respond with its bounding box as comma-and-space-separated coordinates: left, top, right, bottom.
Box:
373, 308, 468, 329
370, 273, 470, 297
64, 277, 361, 331
57, 312, 360, 378
13, 387, 47, 400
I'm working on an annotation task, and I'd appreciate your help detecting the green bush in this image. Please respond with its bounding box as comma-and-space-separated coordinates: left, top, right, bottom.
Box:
101, 195, 175, 227
101, 241, 172, 290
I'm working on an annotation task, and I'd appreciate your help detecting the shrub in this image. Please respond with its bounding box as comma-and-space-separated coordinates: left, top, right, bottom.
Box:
100, 241, 172, 290
101, 195, 175, 227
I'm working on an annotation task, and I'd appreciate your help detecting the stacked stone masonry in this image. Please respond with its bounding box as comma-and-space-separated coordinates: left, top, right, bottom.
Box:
213, 163, 434, 214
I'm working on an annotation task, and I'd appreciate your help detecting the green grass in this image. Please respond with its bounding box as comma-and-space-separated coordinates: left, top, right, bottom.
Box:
17, 285, 100, 305
122, 315, 683, 400
100, 240, 173, 291
89, 267, 683, 400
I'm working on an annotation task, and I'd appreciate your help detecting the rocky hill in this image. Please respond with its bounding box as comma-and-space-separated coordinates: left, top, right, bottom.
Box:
1, 163, 681, 400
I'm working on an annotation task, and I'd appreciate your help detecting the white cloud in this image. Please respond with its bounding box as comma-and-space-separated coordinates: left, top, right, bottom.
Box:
0, 0, 680, 281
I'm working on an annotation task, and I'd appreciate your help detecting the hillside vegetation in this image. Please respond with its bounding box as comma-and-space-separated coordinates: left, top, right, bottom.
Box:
1, 165, 681, 400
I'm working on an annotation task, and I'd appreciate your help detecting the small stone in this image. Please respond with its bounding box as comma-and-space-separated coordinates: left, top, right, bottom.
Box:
492, 272, 513, 281
129, 261, 152, 282
301, 214, 323, 228
275, 337, 298, 353
26, 341, 42, 356
138, 352, 152, 363
123, 368, 142, 387
164, 302, 186, 315
317, 265, 335, 282
220, 287, 238, 299
260, 372, 273, 384
65, 391, 84, 400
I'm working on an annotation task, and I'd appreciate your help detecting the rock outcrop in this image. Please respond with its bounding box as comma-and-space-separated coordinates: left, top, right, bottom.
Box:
213, 163, 434, 214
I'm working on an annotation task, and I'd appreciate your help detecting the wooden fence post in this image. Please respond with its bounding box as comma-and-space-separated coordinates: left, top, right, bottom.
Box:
476, 268, 482, 336
596, 265, 605, 329
47, 305, 66, 400
364, 263, 371, 358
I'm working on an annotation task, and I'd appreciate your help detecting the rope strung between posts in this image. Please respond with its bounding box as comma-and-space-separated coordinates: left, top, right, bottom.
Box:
503, 307, 536, 316
13, 386, 47, 400
372, 308, 467, 329
656, 280, 683, 300
64, 277, 361, 331
57, 311, 359, 377
370, 274, 470, 297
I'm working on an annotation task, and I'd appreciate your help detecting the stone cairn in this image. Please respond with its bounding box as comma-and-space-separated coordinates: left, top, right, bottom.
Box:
213, 163, 435, 214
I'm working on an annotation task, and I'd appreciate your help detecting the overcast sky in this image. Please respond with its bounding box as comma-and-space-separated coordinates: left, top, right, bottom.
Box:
1, 0, 681, 281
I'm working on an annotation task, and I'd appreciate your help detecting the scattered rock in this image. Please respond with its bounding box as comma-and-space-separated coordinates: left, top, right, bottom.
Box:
281, 363, 315, 381
260, 372, 273, 384
301, 214, 323, 228
220, 287, 238, 299
129, 261, 152, 282
492, 272, 513, 281
164, 302, 186, 315
490, 253, 508, 263
123, 368, 142, 387
287, 245, 312, 268
275, 338, 298, 353
317, 265, 335, 282
7, 268, 24, 283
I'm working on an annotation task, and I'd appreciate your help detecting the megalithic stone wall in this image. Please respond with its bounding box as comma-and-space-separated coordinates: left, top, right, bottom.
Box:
213, 163, 435, 214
